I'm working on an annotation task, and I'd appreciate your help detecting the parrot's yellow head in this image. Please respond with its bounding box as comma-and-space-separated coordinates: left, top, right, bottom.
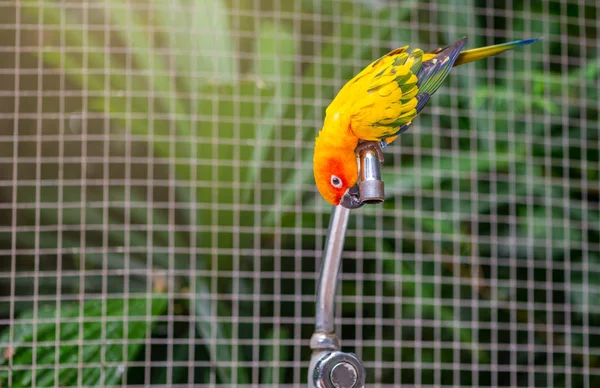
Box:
313, 132, 363, 209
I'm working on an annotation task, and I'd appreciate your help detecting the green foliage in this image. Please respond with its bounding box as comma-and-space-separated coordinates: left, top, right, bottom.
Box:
0, 0, 598, 386
0, 296, 167, 386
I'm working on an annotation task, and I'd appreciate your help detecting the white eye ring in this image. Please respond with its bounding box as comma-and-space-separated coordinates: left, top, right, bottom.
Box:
330, 175, 343, 189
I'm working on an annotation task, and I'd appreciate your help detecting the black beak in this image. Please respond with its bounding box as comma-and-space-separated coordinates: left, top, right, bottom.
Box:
339, 184, 363, 209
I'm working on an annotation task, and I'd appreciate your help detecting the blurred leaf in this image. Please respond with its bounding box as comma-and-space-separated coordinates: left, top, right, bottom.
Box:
385, 252, 490, 362
194, 280, 250, 385
23, 3, 177, 163
150, 340, 191, 385
261, 328, 290, 385
245, 22, 297, 197
194, 81, 274, 249
189, 0, 238, 83
153, 0, 237, 83
532, 56, 600, 95
570, 254, 600, 314
383, 150, 519, 196
104, 0, 192, 140
151, 0, 196, 82
475, 86, 560, 114
13, 185, 150, 264
0, 295, 168, 386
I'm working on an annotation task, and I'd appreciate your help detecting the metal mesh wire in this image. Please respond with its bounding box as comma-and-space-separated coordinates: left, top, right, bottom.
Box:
0, 0, 598, 386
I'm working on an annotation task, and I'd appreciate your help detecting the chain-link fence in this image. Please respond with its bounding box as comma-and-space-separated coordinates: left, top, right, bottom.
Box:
0, 0, 598, 386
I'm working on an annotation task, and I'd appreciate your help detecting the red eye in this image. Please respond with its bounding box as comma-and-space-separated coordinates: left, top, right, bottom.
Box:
330, 175, 343, 189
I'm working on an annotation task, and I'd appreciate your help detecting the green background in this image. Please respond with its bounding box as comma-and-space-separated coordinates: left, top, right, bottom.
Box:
0, 0, 598, 386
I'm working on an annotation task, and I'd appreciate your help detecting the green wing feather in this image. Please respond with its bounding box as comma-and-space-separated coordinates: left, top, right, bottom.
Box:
416, 37, 468, 96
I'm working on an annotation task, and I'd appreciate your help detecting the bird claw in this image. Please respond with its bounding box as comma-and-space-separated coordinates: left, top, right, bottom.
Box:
355, 140, 385, 164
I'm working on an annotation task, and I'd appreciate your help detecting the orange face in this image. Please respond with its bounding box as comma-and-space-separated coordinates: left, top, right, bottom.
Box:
313, 149, 362, 208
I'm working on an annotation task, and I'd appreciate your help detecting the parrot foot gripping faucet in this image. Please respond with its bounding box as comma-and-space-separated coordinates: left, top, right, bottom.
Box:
308, 148, 384, 388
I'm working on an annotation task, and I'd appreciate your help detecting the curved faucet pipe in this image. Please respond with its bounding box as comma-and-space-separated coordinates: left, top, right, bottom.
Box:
308, 148, 384, 388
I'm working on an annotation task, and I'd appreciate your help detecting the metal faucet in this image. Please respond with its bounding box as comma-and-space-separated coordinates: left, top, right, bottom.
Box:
308, 149, 384, 388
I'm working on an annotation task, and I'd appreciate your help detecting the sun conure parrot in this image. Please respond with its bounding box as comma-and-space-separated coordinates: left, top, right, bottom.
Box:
313, 36, 540, 209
